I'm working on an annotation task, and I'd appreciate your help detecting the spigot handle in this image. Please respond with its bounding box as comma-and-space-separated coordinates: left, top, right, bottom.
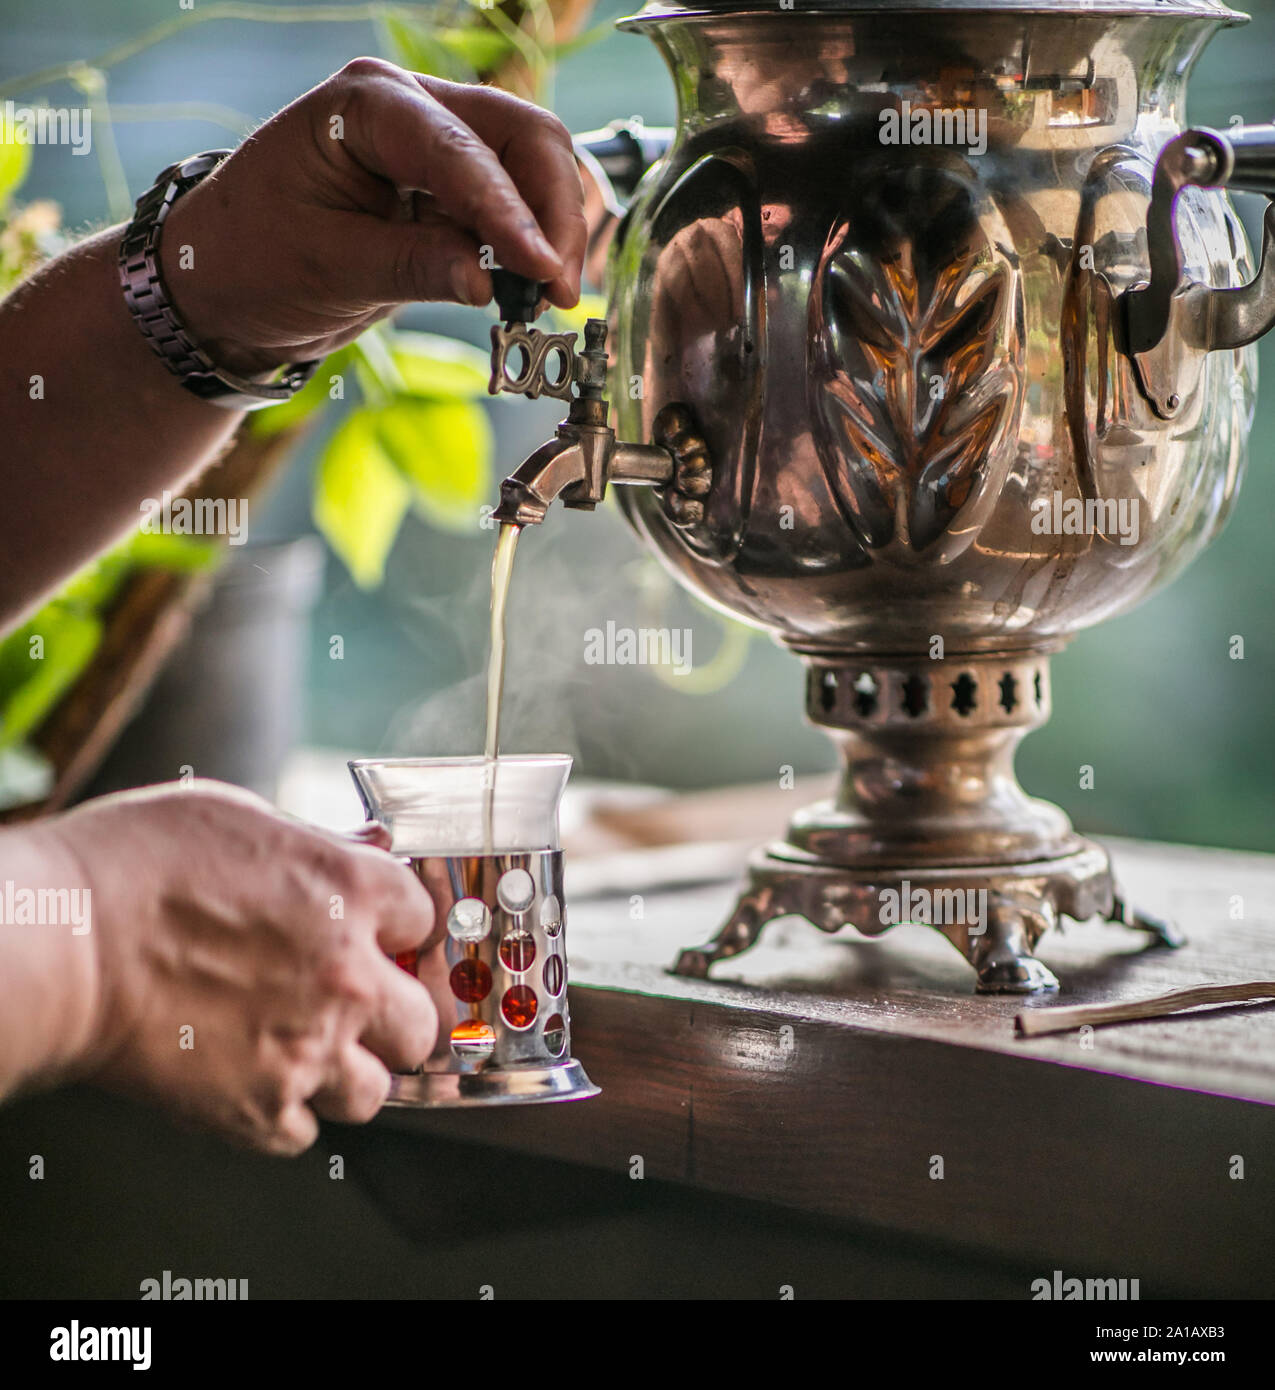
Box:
488, 266, 577, 402
491, 268, 543, 324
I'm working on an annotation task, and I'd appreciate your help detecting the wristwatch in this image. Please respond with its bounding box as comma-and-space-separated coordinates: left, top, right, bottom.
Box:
118, 150, 320, 410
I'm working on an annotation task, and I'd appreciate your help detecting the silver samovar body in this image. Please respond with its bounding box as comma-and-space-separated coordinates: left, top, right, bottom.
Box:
493, 0, 1275, 991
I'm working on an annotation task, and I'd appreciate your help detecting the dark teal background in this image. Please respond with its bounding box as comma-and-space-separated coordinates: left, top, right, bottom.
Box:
3, 0, 1273, 849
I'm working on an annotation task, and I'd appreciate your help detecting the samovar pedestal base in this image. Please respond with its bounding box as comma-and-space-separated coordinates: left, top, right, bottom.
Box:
673, 651, 1183, 993
673, 839, 1182, 994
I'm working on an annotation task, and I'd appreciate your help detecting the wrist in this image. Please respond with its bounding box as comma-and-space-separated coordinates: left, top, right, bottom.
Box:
39, 812, 152, 1085
156, 182, 283, 381
0, 822, 102, 1092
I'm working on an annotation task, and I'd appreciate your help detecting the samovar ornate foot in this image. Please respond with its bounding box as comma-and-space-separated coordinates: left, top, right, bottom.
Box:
969, 896, 1059, 995
673, 895, 768, 979
1109, 893, 1186, 951
669, 844, 1182, 994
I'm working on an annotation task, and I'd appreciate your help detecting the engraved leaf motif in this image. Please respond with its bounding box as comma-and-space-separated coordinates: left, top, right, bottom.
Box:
810, 174, 1017, 558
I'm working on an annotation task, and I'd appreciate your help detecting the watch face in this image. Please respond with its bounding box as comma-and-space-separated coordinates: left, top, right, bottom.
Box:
177, 150, 231, 181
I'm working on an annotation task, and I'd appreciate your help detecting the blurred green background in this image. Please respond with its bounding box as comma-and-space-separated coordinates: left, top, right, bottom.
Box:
1, 0, 1272, 850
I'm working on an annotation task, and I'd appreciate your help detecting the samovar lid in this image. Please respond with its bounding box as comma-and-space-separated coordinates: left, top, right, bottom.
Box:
619, 0, 1248, 24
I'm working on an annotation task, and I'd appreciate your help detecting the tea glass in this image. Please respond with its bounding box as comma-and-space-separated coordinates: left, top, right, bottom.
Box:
349, 755, 599, 1107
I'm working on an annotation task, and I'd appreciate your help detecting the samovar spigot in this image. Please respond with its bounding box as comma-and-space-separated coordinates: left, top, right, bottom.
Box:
487, 270, 694, 526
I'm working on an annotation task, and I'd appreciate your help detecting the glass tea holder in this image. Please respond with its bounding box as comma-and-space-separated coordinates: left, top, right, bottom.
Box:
349, 755, 599, 1108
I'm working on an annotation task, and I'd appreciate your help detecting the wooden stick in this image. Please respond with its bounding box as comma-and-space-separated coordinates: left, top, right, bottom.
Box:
1015, 981, 1275, 1037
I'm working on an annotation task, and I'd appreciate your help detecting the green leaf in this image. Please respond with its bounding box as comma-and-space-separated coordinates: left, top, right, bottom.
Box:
52, 531, 219, 616
374, 396, 492, 534
0, 521, 224, 751
383, 17, 472, 81
352, 328, 405, 405
391, 331, 491, 400
0, 119, 33, 206
251, 348, 352, 438
313, 408, 411, 587
55, 552, 133, 614
121, 530, 223, 573
0, 605, 102, 748
435, 25, 515, 73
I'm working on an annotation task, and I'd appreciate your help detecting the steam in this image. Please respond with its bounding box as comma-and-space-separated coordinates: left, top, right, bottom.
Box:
385, 511, 655, 778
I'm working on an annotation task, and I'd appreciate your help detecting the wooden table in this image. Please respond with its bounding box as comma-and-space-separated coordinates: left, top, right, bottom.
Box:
386, 833, 1275, 1298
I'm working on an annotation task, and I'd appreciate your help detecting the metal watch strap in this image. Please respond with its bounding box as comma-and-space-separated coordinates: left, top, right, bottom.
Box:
118, 150, 319, 410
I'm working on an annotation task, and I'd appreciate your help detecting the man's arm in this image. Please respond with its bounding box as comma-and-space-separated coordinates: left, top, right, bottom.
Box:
0, 228, 241, 629
0, 57, 586, 628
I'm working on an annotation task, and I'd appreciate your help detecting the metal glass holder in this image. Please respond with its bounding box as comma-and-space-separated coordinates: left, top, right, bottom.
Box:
349, 756, 599, 1108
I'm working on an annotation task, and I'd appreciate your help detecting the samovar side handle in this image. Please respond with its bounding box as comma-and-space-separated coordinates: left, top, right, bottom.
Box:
573, 121, 674, 289
574, 120, 674, 202
1119, 125, 1275, 416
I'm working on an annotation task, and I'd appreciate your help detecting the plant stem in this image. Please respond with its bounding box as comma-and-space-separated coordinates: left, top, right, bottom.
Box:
68, 67, 132, 222
104, 104, 260, 139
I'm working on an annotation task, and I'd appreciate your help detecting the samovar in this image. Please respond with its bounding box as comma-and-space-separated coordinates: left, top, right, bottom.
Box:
490, 0, 1275, 992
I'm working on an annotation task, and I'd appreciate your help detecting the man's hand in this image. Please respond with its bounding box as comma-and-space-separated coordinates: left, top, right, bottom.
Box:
0, 59, 588, 625
160, 57, 588, 377
43, 781, 437, 1155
